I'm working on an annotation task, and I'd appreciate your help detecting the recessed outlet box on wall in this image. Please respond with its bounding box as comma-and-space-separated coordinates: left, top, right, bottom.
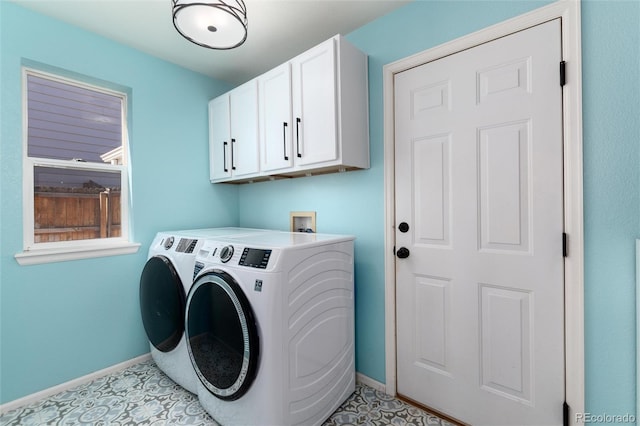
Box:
290, 211, 316, 233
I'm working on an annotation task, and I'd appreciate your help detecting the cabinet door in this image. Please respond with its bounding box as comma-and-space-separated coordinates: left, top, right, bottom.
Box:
229, 80, 259, 178
260, 63, 292, 172
209, 94, 231, 181
291, 38, 338, 167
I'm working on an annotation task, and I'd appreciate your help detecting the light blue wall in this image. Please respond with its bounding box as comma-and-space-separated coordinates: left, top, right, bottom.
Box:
0, 2, 238, 404
582, 0, 639, 419
239, 0, 640, 420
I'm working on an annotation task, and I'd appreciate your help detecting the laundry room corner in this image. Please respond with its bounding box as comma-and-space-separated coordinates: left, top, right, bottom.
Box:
241, 1, 640, 421
237, 0, 561, 390
1, 0, 638, 422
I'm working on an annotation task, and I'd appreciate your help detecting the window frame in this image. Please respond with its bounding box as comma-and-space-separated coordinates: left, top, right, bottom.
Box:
15, 67, 139, 265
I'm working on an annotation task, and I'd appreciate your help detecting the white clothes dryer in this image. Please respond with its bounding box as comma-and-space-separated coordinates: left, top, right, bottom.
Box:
139, 227, 270, 394
186, 231, 356, 426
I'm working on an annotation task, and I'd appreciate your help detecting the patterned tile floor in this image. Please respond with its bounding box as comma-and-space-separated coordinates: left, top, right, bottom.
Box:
0, 360, 454, 425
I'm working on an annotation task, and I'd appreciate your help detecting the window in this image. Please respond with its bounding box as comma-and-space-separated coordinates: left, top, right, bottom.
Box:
16, 68, 139, 265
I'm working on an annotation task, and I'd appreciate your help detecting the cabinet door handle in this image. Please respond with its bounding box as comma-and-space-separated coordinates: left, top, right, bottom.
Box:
231, 138, 236, 170
296, 117, 302, 158
283, 122, 289, 161
223, 141, 229, 172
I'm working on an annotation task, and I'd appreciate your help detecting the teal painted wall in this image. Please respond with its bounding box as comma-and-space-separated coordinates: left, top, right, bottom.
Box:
239, 0, 640, 420
582, 0, 639, 419
0, 2, 238, 404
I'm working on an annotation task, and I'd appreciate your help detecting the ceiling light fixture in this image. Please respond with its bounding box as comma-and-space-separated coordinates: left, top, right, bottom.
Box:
172, 0, 248, 50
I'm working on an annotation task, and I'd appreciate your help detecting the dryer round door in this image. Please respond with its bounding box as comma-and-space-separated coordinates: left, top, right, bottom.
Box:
139, 256, 186, 353
186, 270, 259, 401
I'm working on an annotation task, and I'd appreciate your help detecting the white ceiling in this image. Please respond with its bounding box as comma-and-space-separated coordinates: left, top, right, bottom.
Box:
13, 0, 410, 85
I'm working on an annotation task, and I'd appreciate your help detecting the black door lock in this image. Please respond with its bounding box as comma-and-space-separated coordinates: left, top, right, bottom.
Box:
397, 247, 410, 258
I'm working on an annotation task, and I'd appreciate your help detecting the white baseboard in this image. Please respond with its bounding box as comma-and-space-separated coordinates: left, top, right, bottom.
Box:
0, 353, 151, 414
2, 356, 386, 414
356, 372, 387, 394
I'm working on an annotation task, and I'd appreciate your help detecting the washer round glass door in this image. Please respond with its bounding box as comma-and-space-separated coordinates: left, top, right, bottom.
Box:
139, 256, 186, 353
186, 270, 259, 401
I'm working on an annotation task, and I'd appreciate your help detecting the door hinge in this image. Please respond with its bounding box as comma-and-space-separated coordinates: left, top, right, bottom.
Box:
562, 233, 568, 257
560, 61, 567, 87
563, 401, 570, 426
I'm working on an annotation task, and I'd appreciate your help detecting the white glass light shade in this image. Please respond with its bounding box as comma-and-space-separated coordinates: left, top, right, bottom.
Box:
172, 0, 247, 50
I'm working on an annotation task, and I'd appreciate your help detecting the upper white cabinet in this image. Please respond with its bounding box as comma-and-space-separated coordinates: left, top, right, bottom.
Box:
212, 34, 368, 183
209, 79, 260, 182
290, 37, 339, 169
229, 80, 260, 179
209, 94, 231, 181
259, 63, 293, 173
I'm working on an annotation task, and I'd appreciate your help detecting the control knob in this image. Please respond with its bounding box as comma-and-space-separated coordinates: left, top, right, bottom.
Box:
219, 245, 234, 263
163, 236, 175, 250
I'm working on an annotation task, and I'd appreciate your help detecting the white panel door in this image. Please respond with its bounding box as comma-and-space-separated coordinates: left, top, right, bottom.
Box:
394, 20, 564, 425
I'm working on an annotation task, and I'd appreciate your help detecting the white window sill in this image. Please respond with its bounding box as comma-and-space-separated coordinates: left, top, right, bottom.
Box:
15, 241, 141, 266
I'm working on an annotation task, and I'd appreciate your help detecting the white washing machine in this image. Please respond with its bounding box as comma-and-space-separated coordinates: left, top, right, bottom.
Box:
139, 227, 270, 394
186, 231, 356, 426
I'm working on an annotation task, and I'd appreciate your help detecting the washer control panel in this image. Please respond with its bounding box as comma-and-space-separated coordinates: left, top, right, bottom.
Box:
239, 248, 272, 269
194, 241, 276, 271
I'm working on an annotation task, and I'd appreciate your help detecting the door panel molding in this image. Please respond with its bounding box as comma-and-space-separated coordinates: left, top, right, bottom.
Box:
383, 0, 583, 421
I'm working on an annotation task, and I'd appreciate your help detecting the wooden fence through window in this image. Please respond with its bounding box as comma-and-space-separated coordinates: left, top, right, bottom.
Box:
34, 189, 121, 243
